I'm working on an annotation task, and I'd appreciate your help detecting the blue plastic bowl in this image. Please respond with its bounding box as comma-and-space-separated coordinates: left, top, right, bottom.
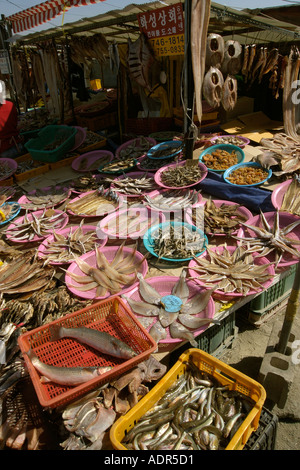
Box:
223, 162, 272, 187
147, 140, 183, 160
143, 221, 208, 262
199, 143, 245, 172
0, 201, 21, 226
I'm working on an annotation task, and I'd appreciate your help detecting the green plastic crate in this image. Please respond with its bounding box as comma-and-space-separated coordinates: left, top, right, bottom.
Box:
169, 310, 237, 366
25, 125, 77, 163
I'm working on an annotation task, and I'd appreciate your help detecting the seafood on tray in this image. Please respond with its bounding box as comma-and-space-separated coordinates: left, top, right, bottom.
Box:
149, 224, 206, 260
65, 242, 147, 299
189, 244, 274, 295
201, 148, 239, 171
121, 358, 256, 450
123, 271, 218, 347
19, 185, 70, 210
280, 175, 300, 216
234, 209, 300, 268
4, 209, 68, 242
159, 163, 205, 188
144, 189, 202, 211
0, 202, 20, 223
0, 252, 55, 295
38, 222, 100, 264
255, 132, 300, 176
66, 187, 120, 217
109, 174, 158, 195
117, 137, 155, 160
99, 157, 136, 173
201, 198, 249, 235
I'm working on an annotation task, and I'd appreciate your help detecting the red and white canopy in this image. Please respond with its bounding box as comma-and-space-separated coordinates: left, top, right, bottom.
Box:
7, 0, 106, 33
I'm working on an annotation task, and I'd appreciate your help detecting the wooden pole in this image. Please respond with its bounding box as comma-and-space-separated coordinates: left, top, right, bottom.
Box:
276, 261, 300, 354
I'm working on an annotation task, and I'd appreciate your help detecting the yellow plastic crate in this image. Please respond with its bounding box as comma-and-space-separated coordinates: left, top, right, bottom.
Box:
110, 348, 266, 451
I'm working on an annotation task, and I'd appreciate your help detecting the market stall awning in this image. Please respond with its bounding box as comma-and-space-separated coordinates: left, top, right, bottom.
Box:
6, 0, 106, 34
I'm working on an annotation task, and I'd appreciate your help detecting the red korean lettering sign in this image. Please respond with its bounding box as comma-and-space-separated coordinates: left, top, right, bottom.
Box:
137, 3, 184, 57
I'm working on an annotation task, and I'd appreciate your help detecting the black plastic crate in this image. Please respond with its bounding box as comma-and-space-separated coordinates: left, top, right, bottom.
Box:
243, 407, 278, 450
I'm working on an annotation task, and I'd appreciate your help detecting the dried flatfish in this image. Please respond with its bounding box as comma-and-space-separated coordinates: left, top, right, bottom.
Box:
21, 186, 70, 210
280, 175, 300, 216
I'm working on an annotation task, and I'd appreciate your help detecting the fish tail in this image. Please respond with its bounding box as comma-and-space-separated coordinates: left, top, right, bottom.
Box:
48, 324, 63, 342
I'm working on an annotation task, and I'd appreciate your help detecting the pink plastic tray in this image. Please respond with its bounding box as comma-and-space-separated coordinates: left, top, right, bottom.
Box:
154, 160, 208, 189
100, 207, 165, 240
186, 199, 253, 236
271, 180, 292, 210
38, 224, 108, 265
124, 276, 215, 352
0, 186, 16, 201
116, 137, 156, 160
188, 245, 275, 301
110, 171, 159, 197
6, 209, 69, 243
18, 185, 71, 210
209, 135, 250, 148
65, 245, 148, 300
72, 150, 114, 172
66, 190, 123, 218
145, 188, 203, 213
237, 211, 300, 268
69, 126, 87, 151
0, 158, 18, 181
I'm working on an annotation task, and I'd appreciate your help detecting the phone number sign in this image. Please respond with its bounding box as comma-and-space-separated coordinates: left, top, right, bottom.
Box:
137, 3, 184, 56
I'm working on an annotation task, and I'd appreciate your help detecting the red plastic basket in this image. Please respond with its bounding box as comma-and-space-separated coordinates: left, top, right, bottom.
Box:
18, 296, 157, 408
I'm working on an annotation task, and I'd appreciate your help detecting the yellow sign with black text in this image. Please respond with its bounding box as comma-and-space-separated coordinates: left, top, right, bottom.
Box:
149, 33, 184, 57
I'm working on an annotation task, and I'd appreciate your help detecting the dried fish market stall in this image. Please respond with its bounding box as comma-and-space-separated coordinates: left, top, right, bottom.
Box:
1, 0, 300, 453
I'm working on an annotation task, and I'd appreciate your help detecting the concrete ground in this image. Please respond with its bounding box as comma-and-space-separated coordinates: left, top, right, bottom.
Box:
221, 302, 300, 451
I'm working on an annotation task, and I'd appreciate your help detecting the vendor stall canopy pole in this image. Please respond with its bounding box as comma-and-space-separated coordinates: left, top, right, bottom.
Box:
183, 0, 195, 160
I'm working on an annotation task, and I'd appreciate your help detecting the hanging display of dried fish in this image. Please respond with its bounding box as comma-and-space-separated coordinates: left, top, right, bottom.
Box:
127, 34, 154, 90
203, 66, 224, 109
283, 46, 300, 141
205, 33, 224, 70
221, 40, 242, 76
221, 75, 237, 111
191, 0, 211, 123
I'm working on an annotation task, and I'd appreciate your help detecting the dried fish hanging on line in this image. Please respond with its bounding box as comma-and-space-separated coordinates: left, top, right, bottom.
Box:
39, 42, 64, 119
127, 33, 154, 91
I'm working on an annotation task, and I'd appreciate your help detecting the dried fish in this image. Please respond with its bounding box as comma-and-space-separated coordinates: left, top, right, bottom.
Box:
280, 175, 300, 216
66, 187, 119, 217
201, 198, 248, 235
66, 244, 146, 299
190, 244, 274, 294
109, 174, 157, 195
234, 209, 300, 268
39, 222, 98, 264
99, 157, 136, 173
4, 209, 67, 241
21, 186, 70, 210
144, 189, 201, 211
160, 164, 204, 188
149, 224, 206, 259
118, 137, 154, 160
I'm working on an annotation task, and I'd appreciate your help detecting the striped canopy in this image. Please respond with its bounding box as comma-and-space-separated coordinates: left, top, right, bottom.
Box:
7, 0, 106, 33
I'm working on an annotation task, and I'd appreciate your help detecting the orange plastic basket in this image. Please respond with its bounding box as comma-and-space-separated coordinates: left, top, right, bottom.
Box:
18, 296, 157, 409
110, 348, 266, 450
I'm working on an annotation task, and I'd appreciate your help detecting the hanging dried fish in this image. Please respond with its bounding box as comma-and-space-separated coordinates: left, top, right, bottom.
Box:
127, 34, 154, 90
205, 33, 224, 70
203, 66, 224, 109
221, 40, 242, 76
221, 75, 237, 111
